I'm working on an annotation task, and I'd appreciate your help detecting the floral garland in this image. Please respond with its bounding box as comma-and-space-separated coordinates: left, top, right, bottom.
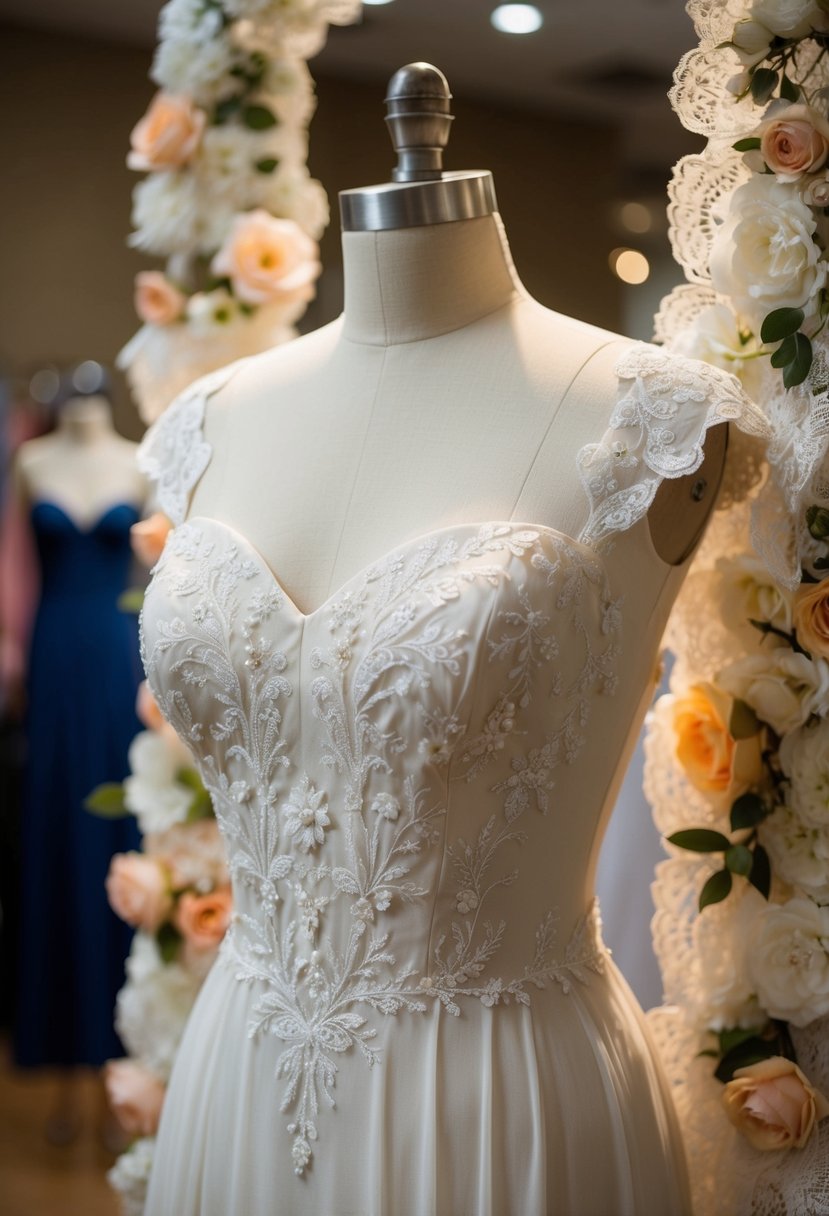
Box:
647, 3, 829, 1213
118, 0, 360, 424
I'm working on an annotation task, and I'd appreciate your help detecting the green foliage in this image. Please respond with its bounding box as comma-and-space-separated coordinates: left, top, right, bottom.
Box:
806, 504, 829, 541
729, 699, 761, 740
156, 921, 183, 965
750, 68, 779, 103
780, 72, 800, 101
243, 104, 277, 131
699, 868, 733, 911
749, 843, 772, 899
783, 332, 814, 388
668, 828, 732, 853
730, 792, 768, 831
725, 843, 754, 876
84, 782, 129, 818
713, 1021, 796, 1083
177, 767, 213, 821
761, 307, 805, 344
255, 157, 278, 174
118, 588, 145, 614
732, 136, 762, 152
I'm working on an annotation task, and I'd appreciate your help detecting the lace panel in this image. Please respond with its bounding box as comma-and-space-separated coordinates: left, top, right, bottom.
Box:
136, 359, 246, 525
577, 346, 765, 549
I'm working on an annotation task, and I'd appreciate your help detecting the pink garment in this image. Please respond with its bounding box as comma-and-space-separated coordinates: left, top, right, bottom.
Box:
0, 404, 43, 709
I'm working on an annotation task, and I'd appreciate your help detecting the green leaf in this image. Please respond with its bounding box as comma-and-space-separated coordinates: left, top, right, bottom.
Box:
806, 504, 829, 540
733, 137, 762, 152
668, 828, 731, 853
725, 843, 754, 876
177, 767, 213, 822
255, 157, 278, 174
780, 72, 799, 101
730, 792, 768, 831
770, 333, 796, 369
783, 331, 814, 388
118, 588, 145, 614
213, 95, 242, 125
749, 843, 772, 899
699, 868, 733, 912
761, 307, 805, 343
243, 104, 277, 131
714, 1034, 777, 1083
84, 783, 129, 818
729, 698, 761, 739
814, 555, 829, 571
156, 921, 183, 965
719, 1025, 764, 1056
751, 67, 779, 104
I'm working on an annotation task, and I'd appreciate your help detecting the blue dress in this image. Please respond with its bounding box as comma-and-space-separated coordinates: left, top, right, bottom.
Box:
15, 501, 142, 1067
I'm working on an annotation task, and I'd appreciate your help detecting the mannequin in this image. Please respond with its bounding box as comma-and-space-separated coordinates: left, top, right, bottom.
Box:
14, 367, 145, 1147
139, 65, 741, 1216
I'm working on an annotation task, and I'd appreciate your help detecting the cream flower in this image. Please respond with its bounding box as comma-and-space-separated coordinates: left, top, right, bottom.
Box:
116, 933, 204, 1079
760, 804, 829, 899
794, 578, 829, 658
128, 92, 206, 172
718, 650, 829, 735
283, 776, 330, 852
106, 853, 172, 933
723, 1056, 829, 1150
780, 717, 829, 827
715, 553, 794, 636
758, 104, 829, 181
123, 730, 194, 835
260, 168, 330, 239
749, 897, 829, 1026
145, 819, 229, 891
134, 272, 186, 327
672, 304, 765, 399
803, 173, 829, 206
710, 175, 826, 330
105, 1060, 167, 1138
670, 683, 765, 804
732, 19, 775, 66
749, 0, 822, 37
129, 171, 203, 256
691, 884, 766, 1030
185, 288, 240, 336
211, 210, 320, 306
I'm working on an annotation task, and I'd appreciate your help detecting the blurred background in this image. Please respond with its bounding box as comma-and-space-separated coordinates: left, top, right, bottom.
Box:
0, 1, 700, 1212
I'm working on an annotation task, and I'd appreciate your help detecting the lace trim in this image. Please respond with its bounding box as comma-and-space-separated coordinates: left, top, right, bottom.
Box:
136, 359, 247, 525
577, 346, 764, 549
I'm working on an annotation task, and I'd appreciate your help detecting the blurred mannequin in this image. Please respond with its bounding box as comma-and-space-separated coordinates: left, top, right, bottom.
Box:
14, 364, 145, 1147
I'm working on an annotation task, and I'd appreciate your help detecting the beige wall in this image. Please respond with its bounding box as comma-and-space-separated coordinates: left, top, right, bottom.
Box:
1, 23, 622, 438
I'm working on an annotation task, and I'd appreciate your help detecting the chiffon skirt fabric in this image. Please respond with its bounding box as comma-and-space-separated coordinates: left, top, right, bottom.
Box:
145, 949, 690, 1216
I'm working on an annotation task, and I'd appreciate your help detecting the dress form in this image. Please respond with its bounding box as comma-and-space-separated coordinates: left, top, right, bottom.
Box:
191, 62, 725, 614
16, 393, 146, 524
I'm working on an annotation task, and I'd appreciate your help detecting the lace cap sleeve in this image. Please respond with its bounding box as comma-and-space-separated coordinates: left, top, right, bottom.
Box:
576, 345, 766, 549
136, 360, 246, 526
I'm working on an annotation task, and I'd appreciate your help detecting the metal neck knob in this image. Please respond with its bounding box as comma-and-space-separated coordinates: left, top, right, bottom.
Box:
385, 62, 454, 182
339, 62, 497, 233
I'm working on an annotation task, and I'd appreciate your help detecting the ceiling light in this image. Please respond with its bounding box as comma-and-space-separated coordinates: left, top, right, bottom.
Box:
491, 5, 544, 35
362, 0, 396, 5
609, 248, 650, 285
619, 201, 652, 235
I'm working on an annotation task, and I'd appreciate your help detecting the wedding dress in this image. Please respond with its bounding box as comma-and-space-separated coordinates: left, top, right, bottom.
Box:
137, 345, 748, 1216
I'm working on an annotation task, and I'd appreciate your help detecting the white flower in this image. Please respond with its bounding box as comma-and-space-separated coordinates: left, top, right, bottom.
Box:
123, 730, 194, 834
194, 126, 265, 209
718, 649, 829, 735
370, 793, 400, 821
145, 818, 229, 890
732, 19, 775, 66
116, 932, 205, 1078
761, 804, 829, 899
152, 0, 237, 104
283, 776, 330, 851
749, 897, 829, 1027
107, 1137, 156, 1216
672, 304, 766, 400
803, 173, 829, 206
715, 553, 794, 636
185, 288, 240, 337
781, 717, 829, 827
692, 884, 766, 1030
748, 0, 822, 38
260, 168, 330, 239
710, 175, 826, 330
129, 171, 203, 256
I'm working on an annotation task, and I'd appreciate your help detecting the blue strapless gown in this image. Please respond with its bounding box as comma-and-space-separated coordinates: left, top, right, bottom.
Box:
15, 501, 142, 1067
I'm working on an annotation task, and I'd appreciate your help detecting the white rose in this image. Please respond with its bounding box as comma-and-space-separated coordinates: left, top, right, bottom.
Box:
261, 168, 330, 240
749, 0, 821, 36
185, 288, 240, 337
761, 804, 829, 899
710, 175, 826, 330
715, 553, 794, 636
718, 650, 829, 734
116, 933, 205, 1078
129, 171, 203, 256
123, 730, 194, 834
732, 18, 775, 65
749, 897, 829, 1026
803, 173, 829, 206
692, 884, 767, 1030
672, 304, 766, 399
107, 1136, 155, 1216
194, 127, 266, 208
780, 717, 829, 826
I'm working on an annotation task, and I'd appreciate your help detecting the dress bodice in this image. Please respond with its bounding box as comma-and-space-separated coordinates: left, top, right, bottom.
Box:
31, 501, 140, 603
138, 345, 757, 1177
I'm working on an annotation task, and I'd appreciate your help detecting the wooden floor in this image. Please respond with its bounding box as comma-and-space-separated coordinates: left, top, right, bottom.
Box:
0, 1047, 120, 1216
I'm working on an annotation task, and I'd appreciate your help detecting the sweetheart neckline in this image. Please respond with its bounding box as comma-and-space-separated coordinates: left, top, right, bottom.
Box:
32, 499, 142, 535
178, 514, 606, 622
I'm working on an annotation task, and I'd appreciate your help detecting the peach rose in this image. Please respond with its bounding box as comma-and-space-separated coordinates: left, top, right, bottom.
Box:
723, 1057, 829, 1150
134, 271, 185, 326
759, 104, 829, 179
128, 92, 206, 172
174, 886, 232, 952
131, 512, 173, 567
106, 852, 172, 932
672, 683, 764, 802
135, 680, 166, 733
794, 579, 829, 658
210, 210, 320, 306
105, 1059, 166, 1137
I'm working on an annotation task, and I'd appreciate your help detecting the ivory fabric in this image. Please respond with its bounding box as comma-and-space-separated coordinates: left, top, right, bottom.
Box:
137, 346, 748, 1215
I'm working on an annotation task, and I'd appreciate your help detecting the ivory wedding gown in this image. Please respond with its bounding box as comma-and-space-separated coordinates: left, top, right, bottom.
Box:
137, 346, 747, 1215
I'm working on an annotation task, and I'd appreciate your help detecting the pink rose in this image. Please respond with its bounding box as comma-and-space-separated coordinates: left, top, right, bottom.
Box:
759, 104, 829, 179
106, 852, 172, 932
135, 680, 166, 733
105, 1059, 166, 1137
723, 1057, 829, 1150
210, 210, 320, 306
804, 174, 829, 206
134, 271, 185, 325
174, 886, 232, 952
130, 512, 173, 567
128, 92, 206, 172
